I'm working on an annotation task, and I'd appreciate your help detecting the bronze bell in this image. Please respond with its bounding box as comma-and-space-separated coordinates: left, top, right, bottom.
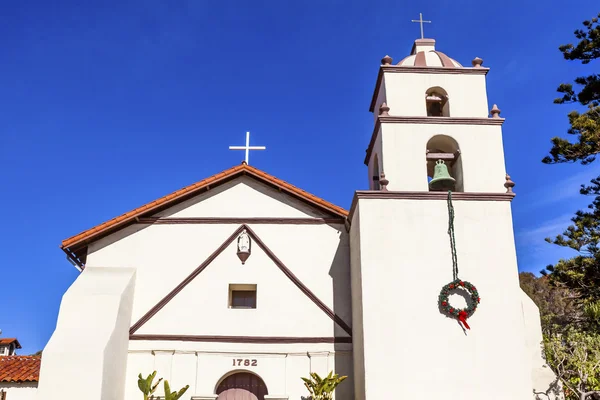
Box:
429, 160, 456, 191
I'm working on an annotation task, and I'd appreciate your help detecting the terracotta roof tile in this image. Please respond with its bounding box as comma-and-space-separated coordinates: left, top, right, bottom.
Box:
61, 163, 347, 251
0, 356, 41, 382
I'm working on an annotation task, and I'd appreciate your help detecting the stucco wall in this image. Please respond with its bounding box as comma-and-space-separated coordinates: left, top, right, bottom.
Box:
37, 267, 136, 400
380, 123, 507, 192
0, 383, 37, 400
123, 342, 353, 399
351, 197, 533, 400
82, 177, 354, 399
382, 71, 489, 118
349, 210, 365, 400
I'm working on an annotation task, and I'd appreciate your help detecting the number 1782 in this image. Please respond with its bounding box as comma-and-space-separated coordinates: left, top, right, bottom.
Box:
233, 359, 257, 366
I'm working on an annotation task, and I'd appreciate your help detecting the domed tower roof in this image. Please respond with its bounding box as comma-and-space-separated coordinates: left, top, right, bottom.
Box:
397, 39, 462, 68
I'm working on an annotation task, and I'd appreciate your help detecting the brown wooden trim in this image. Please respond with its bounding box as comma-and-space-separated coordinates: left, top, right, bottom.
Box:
129, 334, 352, 344
129, 225, 246, 334
61, 164, 348, 257
369, 65, 490, 112
379, 115, 504, 125
129, 224, 353, 337
61, 247, 85, 270
349, 190, 515, 222
137, 217, 345, 225
243, 225, 353, 336
364, 115, 504, 165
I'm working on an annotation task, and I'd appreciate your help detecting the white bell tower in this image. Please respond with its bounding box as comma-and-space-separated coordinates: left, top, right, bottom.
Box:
365, 37, 508, 193
349, 34, 553, 400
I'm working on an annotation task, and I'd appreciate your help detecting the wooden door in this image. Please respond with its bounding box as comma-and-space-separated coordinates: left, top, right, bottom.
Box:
216, 372, 268, 400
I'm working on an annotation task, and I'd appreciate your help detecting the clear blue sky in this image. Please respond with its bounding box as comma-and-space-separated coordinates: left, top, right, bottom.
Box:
1, 1, 597, 354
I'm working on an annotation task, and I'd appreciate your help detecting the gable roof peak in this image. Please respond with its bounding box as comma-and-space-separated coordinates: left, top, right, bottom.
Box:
61, 163, 348, 269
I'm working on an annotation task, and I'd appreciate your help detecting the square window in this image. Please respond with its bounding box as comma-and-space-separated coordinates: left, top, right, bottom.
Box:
229, 284, 257, 309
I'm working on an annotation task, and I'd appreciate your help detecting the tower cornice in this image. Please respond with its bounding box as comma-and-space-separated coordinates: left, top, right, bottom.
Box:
364, 116, 505, 165
369, 65, 490, 112
348, 190, 515, 222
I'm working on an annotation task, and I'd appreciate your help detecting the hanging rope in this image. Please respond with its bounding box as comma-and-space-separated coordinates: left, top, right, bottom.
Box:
447, 190, 459, 281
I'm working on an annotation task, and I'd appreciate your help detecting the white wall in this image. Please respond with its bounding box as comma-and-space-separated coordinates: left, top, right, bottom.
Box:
351, 197, 533, 400
349, 210, 365, 400
82, 177, 353, 399
0, 383, 37, 400
380, 123, 507, 192
378, 71, 490, 118
37, 267, 136, 400
124, 342, 353, 399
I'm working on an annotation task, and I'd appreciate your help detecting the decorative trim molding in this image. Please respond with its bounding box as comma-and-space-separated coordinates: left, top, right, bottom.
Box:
349, 190, 515, 222
364, 116, 504, 165
129, 224, 352, 336
137, 217, 345, 225
130, 335, 352, 344
369, 66, 490, 112
379, 115, 504, 125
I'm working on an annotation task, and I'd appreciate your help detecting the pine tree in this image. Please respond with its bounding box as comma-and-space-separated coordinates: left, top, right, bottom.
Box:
541, 14, 600, 324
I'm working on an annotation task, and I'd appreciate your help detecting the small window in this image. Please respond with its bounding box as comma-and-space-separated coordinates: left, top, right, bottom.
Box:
229, 284, 257, 309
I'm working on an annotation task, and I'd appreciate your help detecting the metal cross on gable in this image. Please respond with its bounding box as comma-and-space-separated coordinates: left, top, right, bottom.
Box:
229, 131, 266, 165
411, 12, 431, 39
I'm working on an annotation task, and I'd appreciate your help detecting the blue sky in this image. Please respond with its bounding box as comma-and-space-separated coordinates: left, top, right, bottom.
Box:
0, 1, 597, 355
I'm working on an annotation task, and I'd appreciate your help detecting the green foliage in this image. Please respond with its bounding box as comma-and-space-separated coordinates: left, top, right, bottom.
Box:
540, 13, 600, 331
301, 371, 347, 400
137, 371, 162, 400
519, 273, 579, 333
163, 380, 189, 400
544, 330, 600, 400
541, 175, 600, 317
543, 13, 600, 165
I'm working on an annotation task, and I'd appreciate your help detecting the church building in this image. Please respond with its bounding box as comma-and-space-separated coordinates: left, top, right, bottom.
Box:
35, 34, 558, 400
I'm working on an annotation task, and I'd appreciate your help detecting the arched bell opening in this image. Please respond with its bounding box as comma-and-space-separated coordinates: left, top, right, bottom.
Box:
426, 135, 463, 192
426, 87, 450, 117
372, 153, 381, 190
215, 370, 269, 400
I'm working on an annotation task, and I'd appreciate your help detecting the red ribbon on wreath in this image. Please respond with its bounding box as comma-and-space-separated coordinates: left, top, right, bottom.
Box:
458, 310, 470, 330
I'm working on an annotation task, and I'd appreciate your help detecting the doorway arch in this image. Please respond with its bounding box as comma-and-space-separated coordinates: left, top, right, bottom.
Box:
216, 371, 268, 400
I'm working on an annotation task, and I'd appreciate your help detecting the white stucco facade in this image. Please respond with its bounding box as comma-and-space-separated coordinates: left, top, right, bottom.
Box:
350, 198, 533, 399
74, 177, 352, 399
34, 36, 557, 400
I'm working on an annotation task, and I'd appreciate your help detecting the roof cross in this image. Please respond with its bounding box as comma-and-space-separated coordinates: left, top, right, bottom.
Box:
229, 131, 266, 165
411, 12, 431, 39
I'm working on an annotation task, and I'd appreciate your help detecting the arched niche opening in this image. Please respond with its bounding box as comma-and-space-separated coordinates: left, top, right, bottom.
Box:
426, 87, 450, 117
426, 135, 463, 192
215, 370, 269, 400
372, 153, 381, 190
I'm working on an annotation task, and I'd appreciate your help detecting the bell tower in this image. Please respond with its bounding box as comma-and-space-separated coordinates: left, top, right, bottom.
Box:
365, 37, 507, 193
349, 35, 546, 400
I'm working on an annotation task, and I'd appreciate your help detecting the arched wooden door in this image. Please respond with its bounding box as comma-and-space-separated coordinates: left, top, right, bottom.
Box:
216, 372, 268, 400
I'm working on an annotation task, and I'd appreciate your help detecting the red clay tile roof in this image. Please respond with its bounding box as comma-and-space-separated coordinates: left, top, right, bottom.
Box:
0, 356, 41, 382
0, 339, 21, 349
61, 163, 348, 258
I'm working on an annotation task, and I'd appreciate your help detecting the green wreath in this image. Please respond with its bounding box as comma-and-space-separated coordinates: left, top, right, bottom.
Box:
438, 279, 480, 329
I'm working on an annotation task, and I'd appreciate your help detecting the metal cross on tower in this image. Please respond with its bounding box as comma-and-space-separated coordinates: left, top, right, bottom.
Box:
411, 12, 431, 39
229, 131, 266, 165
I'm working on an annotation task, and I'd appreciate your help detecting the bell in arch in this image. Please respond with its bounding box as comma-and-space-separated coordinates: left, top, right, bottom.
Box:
429, 160, 456, 191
